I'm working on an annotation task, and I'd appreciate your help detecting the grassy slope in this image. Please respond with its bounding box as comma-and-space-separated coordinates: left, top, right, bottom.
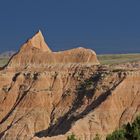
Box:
0, 58, 9, 67
98, 53, 140, 65
0, 53, 140, 67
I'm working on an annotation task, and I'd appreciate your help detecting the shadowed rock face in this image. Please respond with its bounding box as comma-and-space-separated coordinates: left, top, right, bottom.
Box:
0, 31, 140, 140
6, 31, 99, 69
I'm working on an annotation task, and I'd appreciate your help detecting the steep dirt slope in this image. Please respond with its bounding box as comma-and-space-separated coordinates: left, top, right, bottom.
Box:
0, 65, 140, 140
33, 68, 140, 140
0, 31, 140, 140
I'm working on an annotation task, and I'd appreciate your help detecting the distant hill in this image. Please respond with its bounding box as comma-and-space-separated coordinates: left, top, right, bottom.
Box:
0, 51, 16, 58
0, 51, 16, 67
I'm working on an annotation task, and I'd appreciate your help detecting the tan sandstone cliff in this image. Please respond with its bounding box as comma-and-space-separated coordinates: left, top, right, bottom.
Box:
0, 31, 140, 140
6, 31, 99, 69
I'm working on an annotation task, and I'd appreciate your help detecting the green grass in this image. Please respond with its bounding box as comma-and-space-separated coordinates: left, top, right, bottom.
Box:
0, 58, 9, 67
98, 53, 140, 65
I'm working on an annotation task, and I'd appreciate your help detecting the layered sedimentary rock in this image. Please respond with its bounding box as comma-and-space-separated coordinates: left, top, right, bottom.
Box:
6, 31, 99, 69
0, 65, 140, 140
0, 31, 140, 140
21, 30, 52, 53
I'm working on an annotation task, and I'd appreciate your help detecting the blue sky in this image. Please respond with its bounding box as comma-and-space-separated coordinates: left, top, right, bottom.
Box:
0, 0, 140, 54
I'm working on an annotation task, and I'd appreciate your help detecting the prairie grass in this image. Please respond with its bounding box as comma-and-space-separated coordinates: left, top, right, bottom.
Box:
98, 53, 140, 65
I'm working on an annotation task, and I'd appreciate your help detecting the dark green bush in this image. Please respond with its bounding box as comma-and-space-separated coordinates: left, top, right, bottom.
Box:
106, 116, 140, 140
106, 129, 126, 140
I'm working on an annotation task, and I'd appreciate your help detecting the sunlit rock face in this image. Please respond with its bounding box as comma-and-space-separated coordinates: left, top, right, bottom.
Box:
0, 31, 140, 140
6, 31, 99, 69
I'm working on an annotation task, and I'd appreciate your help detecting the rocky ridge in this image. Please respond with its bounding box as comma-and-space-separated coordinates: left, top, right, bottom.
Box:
0, 31, 140, 140
6, 31, 99, 69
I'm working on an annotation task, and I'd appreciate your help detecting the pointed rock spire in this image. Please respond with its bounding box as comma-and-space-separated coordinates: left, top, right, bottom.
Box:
29, 30, 52, 52
5, 30, 99, 69
20, 30, 52, 52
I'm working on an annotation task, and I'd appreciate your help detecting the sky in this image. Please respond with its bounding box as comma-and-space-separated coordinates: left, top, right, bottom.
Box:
0, 0, 140, 54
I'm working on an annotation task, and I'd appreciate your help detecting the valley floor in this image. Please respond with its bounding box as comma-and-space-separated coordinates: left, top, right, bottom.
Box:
98, 53, 140, 65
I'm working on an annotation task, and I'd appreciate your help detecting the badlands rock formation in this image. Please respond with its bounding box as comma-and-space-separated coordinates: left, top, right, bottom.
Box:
6, 31, 99, 69
0, 31, 140, 140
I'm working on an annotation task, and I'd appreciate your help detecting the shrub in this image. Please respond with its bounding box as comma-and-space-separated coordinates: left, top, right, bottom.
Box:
106, 116, 140, 140
67, 134, 78, 140
106, 129, 126, 140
